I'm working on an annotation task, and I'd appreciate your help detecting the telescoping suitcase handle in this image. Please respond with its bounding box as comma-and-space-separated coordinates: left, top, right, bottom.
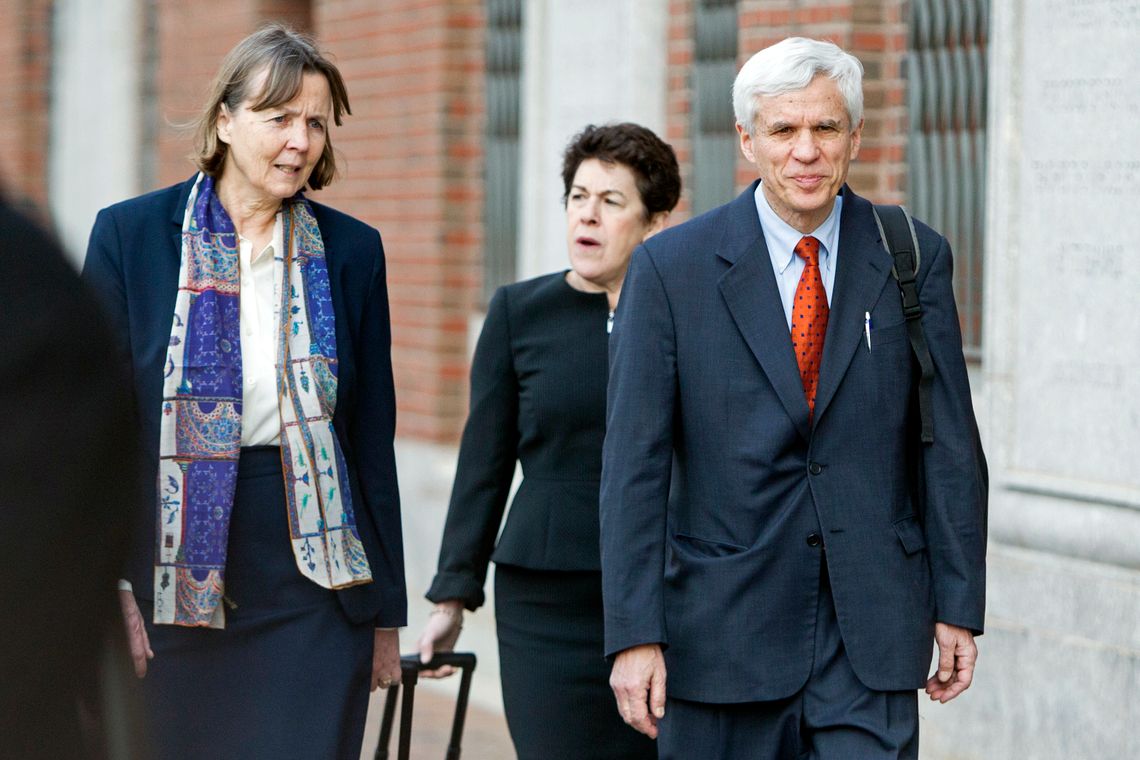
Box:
374, 651, 477, 760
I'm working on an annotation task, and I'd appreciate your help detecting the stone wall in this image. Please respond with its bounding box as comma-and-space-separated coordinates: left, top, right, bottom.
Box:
918, 2, 1140, 757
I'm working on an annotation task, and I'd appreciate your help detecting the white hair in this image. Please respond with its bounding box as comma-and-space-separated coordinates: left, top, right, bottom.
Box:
732, 37, 864, 135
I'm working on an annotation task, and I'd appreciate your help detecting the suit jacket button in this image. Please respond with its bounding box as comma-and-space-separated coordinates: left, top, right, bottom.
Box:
808, 462, 822, 475
806, 533, 822, 547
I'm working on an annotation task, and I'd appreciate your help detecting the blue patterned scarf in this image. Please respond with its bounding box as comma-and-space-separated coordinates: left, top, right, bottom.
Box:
154, 173, 373, 628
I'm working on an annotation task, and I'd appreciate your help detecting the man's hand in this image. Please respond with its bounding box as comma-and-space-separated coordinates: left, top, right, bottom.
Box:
416, 600, 464, 678
118, 589, 153, 678
370, 629, 402, 691
610, 643, 667, 739
925, 622, 977, 703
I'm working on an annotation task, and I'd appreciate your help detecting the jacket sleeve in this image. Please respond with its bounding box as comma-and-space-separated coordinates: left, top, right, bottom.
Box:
916, 233, 989, 634
349, 229, 408, 628
426, 287, 520, 611
600, 245, 676, 657
81, 206, 151, 592
82, 207, 133, 378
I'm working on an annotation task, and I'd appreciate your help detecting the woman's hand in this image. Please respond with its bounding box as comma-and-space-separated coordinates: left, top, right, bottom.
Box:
416, 600, 464, 678
371, 629, 402, 691
118, 589, 154, 678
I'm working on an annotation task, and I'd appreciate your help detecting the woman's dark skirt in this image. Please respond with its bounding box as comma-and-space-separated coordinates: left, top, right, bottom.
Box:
138, 447, 373, 760
495, 564, 658, 760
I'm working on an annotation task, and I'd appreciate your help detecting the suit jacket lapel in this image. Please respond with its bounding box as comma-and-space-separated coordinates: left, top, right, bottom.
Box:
717, 182, 812, 442
812, 188, 893, 425
169, 174, 197, 255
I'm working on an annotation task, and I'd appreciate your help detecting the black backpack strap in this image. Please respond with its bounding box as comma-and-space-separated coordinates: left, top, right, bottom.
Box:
872, 204, 935, 444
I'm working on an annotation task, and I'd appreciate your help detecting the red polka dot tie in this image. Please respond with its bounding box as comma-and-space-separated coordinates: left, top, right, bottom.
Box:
791, 235, 828, 418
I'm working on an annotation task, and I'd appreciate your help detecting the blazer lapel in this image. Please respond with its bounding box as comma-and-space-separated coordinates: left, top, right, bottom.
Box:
812, 188, 893, 425
717, 183, 811, 442
169, 174, 197, 254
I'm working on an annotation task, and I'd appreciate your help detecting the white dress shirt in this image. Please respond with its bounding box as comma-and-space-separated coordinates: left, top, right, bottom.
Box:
753, 182, 843, 330
238, 215, 283, 446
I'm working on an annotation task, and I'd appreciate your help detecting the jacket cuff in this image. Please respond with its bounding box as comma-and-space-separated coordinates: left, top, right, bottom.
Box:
426, 571, 486, 611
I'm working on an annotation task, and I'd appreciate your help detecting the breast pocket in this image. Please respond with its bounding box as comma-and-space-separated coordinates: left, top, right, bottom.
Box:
863, 314, 915, 422
871, 317, 909, 348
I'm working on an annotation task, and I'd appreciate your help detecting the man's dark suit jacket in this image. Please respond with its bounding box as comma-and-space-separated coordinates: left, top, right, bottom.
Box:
600, 183, 987, 703
0, 196, 139, 757
82, 176, 407, 628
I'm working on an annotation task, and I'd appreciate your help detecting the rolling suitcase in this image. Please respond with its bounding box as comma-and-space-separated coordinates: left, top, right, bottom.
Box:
374, 652, 477, 760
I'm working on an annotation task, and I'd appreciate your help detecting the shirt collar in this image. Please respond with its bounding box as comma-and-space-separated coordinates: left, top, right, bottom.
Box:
753, 182, 843, 274
238, 213, 283, 266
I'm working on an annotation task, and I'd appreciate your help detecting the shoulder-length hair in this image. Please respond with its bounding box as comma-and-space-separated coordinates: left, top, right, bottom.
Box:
192, 23, 351, 190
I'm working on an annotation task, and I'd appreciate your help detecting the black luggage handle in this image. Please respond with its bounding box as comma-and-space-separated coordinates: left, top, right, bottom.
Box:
374, 652, 478, 760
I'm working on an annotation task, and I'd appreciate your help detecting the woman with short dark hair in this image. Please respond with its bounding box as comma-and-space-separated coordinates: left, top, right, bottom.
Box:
83, 24, 405, 758
417, 122, 680, 759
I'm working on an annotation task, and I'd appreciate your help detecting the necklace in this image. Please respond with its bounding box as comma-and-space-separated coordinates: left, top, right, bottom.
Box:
607, 310, 615, 334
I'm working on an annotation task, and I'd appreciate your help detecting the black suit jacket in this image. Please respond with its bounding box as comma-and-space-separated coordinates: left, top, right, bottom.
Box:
601, 184, 987, 702
82, 176, 407, 627
427, 272, 612, 610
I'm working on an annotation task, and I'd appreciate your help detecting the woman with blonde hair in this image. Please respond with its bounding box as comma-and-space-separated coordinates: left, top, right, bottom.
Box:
83, 24, 405, 758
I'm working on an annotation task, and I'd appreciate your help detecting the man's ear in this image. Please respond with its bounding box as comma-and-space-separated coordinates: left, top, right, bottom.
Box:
849, 117, 864, 161
736, 122, 756, 164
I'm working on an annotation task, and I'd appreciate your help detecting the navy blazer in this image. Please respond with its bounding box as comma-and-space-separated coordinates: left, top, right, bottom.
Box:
600, 183, 987, 702
82, 176, 407, 628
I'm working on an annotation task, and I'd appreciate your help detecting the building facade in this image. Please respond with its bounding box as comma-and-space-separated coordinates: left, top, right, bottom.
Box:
3, 1, 1135, 757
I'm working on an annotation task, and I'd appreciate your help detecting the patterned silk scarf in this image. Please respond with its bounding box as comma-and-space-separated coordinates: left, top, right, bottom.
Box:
154, 173, 372, 628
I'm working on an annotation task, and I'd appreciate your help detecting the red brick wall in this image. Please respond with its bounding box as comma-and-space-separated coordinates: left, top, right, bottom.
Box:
665, 0, 695, 220
0, 0, 53, 215
666, 0, 907, 212
848, 0, 908, 204
315, 0, 485, 442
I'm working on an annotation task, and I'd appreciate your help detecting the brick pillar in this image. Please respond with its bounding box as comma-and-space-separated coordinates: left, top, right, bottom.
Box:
666, 0, 695, 221
0, 0, 53, 214
314, 0, 485, 442
849, 0, 908, 204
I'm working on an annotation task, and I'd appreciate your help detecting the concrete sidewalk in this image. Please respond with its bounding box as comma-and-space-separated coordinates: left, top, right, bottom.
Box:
360, 682, 515, 759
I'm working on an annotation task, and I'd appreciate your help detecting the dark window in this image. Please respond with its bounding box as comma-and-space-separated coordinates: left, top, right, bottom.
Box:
484, 0, 523, 302
691, 0, 739, 215
906, 0, 989, 357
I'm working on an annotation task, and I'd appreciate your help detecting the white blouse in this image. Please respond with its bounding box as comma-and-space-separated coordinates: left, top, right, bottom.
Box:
237, 215, 283, 446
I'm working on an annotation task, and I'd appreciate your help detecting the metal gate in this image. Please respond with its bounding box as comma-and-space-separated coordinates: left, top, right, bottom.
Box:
906, 0, 989, 357
484, 0, 523, 302
692, 0, 739, 215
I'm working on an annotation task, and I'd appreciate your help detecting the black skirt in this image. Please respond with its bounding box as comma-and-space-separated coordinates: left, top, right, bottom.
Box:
138, 447, 373, 760
495, 565, 658, 760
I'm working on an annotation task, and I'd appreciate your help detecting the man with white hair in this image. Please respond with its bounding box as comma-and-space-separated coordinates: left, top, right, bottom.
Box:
600, 37, 987, 758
